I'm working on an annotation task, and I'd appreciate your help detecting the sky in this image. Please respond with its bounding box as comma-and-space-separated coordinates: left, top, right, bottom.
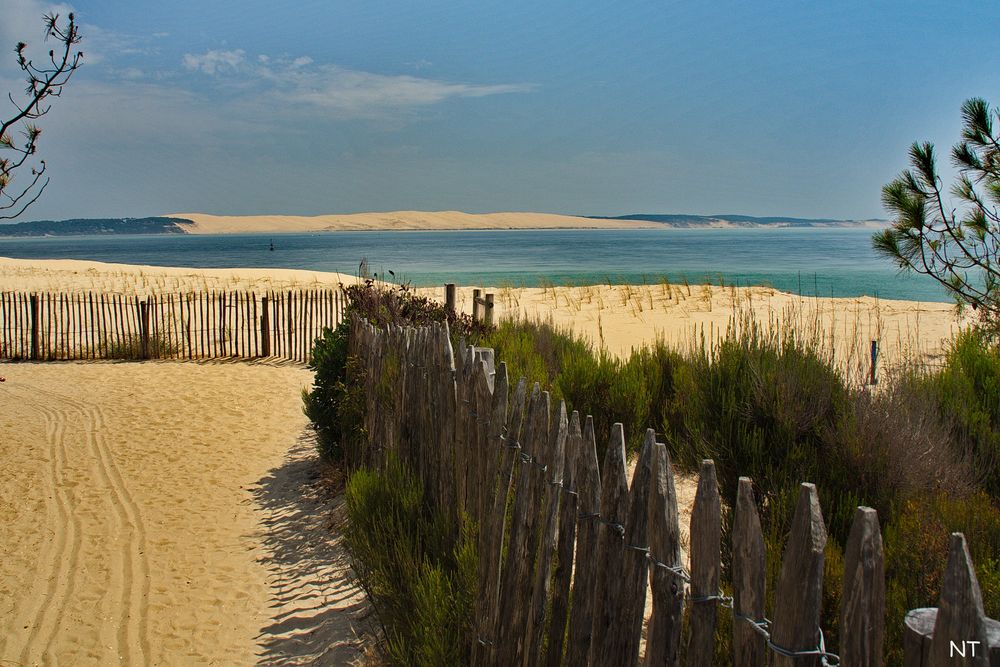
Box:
2, 0, 998, 220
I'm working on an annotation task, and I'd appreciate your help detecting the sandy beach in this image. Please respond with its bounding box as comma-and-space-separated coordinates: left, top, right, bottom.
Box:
422, 282, 968, 378
0, 256, 358, 296
0, 361, 371, 665
1, 255, 968, 372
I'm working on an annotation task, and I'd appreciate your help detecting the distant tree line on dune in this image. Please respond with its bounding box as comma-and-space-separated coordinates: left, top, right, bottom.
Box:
588, 213, 882, 227
0, 216, 193, 237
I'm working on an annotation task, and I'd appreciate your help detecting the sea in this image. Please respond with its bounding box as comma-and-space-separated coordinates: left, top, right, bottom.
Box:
0, 227, 949, 303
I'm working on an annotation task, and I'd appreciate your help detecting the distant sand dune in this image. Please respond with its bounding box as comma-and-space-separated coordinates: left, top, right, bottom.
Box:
170, 210, 661, 234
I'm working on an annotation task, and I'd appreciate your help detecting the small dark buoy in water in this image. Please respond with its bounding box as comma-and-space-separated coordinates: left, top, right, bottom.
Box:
269, 240, 275, 252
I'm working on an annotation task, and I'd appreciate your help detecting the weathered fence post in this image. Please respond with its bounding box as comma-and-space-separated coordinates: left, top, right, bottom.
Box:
618, 429, 656, 666
840, 506, 885, 666
770, 483, 827, 667
525, 401, 568, 663
591, 423, 630, 666
545, 410, 582, 667
904, 610, 934, 667
140, 298, 151, 359
904, 608, 1000, 666
496, 386, 549, 667
473, 288, 482, 322
870, 339, 879, 385
260, 295, 270, 357
688, 459, 721, 664
733, 477, 766, 667
646, 442, 684, 666
930, 533, 990, 666
484, 293, 495, 327
445, 283, 456, 316
30, 294, 40, 360
565, 416, 602, 666
474, 374, 525, 666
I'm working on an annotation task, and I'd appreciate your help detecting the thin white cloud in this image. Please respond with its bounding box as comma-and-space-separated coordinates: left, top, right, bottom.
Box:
277, 66, 535, 113
182, 49, 246, 75
180, 48, 535, 117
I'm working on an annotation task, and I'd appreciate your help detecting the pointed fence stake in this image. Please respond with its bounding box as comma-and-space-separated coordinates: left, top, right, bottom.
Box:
770, 483, 827, 667
687, 459, 721, 665
840, 506, 885, 667
930, 533, 989, 666
733, 477, 766, 667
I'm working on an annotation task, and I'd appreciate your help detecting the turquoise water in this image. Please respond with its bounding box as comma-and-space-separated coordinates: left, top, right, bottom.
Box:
0, 227, 949, 302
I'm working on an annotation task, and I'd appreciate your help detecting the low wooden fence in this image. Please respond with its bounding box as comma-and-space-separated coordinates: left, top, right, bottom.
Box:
350, 316, 999, 666
0, 289, 344, 362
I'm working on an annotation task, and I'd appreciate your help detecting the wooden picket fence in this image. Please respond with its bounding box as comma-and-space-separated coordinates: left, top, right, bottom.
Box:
0, 289, 344, 362
349, 316, 999, 666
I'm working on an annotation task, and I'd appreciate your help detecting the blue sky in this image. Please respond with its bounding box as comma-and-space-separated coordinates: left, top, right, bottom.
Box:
3, 0, 998, 219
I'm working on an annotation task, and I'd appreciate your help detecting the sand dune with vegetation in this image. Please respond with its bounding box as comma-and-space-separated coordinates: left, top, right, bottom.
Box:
0, 257, 971, 663
426, 282, 968, 378
170, 210, 661, 234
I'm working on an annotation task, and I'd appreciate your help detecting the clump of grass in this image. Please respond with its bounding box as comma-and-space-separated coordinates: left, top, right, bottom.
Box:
911, 328, 1000, 497
105, 333, 178, 359
344, 456, 477, 666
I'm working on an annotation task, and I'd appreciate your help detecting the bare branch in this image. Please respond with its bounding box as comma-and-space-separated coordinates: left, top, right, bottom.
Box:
0, 13, 81, 218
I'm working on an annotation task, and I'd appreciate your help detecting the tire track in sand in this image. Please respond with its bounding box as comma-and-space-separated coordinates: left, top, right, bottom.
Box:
90, 403, 151, 665
0, 388, 59, 661
7, 383, 85, 667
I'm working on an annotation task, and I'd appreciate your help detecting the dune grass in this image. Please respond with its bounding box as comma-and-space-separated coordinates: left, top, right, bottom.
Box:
305, 281, 1000, 664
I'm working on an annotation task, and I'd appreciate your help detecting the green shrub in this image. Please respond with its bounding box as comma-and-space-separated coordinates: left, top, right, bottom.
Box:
917, 329, 1000, 498
304, 318, 366, 461
344, 457, 477, 666
883, 492, 1000, 664
344, 280, 490, 339
668, 324, 852, 533
476, 321, 686, 456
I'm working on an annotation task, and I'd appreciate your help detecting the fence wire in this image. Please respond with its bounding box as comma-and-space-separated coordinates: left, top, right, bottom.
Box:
474, 403, 841, 666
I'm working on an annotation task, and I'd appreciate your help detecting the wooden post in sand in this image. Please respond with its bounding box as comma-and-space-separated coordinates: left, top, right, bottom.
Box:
445, 283, 457, 316
260, 295, 270, 357
140, 299, 151, 359
484, 293, 495, 327
870, 340, 879, 385
472, 288, 482, 322
30, 294, 40, 360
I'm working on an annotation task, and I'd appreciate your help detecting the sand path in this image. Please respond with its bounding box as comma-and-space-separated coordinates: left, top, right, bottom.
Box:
0, 361, 370, 666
